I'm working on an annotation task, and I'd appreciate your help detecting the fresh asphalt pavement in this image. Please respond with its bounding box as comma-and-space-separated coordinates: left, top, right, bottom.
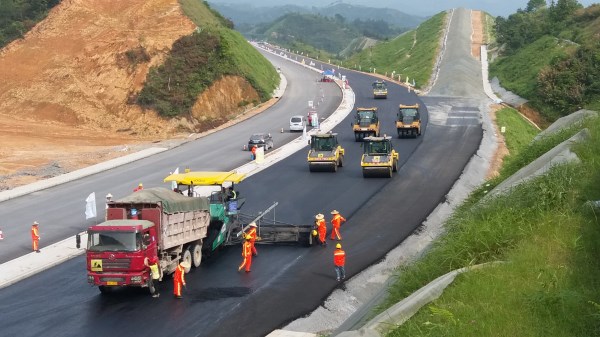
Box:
0, 10, 484, 337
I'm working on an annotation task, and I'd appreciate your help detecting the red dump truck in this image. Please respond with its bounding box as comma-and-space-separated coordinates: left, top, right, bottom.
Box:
85, 187, 210, 293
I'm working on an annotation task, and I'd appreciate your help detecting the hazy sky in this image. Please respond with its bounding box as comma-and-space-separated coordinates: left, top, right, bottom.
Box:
208, 0, 599, 17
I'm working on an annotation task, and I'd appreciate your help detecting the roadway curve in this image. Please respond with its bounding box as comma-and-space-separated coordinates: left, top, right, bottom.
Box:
0, 8, 484, 337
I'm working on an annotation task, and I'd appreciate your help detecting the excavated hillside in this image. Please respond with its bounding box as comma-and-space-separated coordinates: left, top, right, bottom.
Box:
0, 0, 263, 189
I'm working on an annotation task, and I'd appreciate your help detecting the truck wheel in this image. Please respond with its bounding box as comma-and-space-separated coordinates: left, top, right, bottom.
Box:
182, 249, 192, 273
387, 167, 393, 178
332, 162, 338, 172
98, 286, 110, 294
192, 243, 202, 268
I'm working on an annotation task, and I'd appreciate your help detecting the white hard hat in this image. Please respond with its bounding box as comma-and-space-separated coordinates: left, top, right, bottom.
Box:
106, 193, 113, 198
249, 222, 257, 227
33, 221, 39, 225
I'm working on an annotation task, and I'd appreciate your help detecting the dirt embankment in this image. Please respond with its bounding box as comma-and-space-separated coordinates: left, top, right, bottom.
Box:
0, 0, 261, 189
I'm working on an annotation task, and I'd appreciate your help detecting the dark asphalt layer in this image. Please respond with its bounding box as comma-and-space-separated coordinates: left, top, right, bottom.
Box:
0, 48, 483, 336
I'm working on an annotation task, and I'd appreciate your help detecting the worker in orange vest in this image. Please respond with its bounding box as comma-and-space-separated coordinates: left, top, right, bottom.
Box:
245, 222, 258, 256
330, 210, 346, 240
173, 261, 189, 299
334, 243, 346, 282
31, 221, 41, 253
238, 235, 253, 272
133, 183, 143, 192
315, 213, 327, 246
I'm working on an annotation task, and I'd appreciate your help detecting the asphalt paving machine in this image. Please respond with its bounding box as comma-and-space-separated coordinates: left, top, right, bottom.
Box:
164, 171, 314, 250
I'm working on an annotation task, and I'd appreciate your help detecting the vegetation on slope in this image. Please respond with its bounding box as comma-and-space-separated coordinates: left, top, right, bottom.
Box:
252, 12, 407, 56
490, 0, 600, 121
382, 108, 600, 336
344, 12, 446, 89
0, 0, 61, 47
137, 0, 279, 117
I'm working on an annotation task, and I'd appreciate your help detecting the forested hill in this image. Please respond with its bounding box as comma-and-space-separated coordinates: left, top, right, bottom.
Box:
490, 0, 600, 121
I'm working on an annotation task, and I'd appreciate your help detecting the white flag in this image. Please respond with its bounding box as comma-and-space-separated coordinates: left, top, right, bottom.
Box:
171, 167, 179, 190
85, 192, 97, 219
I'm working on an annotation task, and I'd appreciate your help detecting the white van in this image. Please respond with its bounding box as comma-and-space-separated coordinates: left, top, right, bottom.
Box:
289, 115, 305, 132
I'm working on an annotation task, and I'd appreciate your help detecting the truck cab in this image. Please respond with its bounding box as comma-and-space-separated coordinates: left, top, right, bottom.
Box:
87, 220, 157, 293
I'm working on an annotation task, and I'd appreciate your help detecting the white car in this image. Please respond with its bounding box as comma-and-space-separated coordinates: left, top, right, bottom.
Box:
289, 115, 305, 132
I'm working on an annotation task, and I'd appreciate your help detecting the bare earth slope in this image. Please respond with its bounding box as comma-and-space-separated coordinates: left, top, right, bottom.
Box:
0, 0, 260, 189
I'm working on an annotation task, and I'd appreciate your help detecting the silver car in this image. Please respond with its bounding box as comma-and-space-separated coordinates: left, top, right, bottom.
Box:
289, 115, 305, 132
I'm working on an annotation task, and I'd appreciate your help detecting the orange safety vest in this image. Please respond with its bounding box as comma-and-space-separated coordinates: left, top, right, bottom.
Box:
317, 219, 326, 233
31, 226, 40, 239
242, 241, 252, 257
331, 214, 346, 228
334, 249, 346, 266
246, 227, 257, 242
174, 264, 185, 285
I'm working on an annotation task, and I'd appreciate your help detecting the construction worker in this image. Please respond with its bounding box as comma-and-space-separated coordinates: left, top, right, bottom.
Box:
145, 256, 161, 298
330, 210, 346, 241
173, 261, 189, 299
334, 243, 346, 282
315, 213, 327, 246
238, 235, 253, 273
31, 221, 41, 253
245, 222, 258, 256
133, 183, 143, 192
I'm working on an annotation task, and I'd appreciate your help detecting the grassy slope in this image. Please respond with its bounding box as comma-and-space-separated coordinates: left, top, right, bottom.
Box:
382, 109, 600, 336
490, 36, 575, 103
344, 12, 445, 88
139, 0, 278, 117
180, 0, 278, 100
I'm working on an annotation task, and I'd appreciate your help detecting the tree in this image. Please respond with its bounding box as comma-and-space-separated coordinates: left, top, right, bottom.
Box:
526, 0, 547, 12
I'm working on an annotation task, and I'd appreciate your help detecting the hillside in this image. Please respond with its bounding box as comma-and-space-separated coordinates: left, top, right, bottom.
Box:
490, 2, 600, 121
210, 2, 424, 28
0, 0, 278, 189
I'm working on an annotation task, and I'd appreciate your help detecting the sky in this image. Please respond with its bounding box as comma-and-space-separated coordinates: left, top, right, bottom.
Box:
208, 0, 599, 17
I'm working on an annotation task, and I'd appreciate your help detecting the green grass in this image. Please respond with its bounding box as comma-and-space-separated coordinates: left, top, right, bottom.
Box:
378, 114, 600, 336
490, 36, 575, 100
137, 0, 279, 117
494, 107, 539, 169
344, 12, 445, 88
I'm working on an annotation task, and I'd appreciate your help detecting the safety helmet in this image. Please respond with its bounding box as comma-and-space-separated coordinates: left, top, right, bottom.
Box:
139, 183, 143, 187
33, 221, 39, 225
331, 210, 339, 215
249, 222, 257, 227
315, 213, 324, 220
336, 243, 341, 249
312, 230, 317, 236
106, 193, 113, 199
150, 256, 158, 264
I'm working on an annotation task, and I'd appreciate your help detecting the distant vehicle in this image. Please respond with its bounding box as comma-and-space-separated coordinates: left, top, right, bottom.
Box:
372, 80, 388, 99
248, 133, 274, 151
351, 107, 380, 141
289, 115, 305, 132
396, 104, 422, 138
